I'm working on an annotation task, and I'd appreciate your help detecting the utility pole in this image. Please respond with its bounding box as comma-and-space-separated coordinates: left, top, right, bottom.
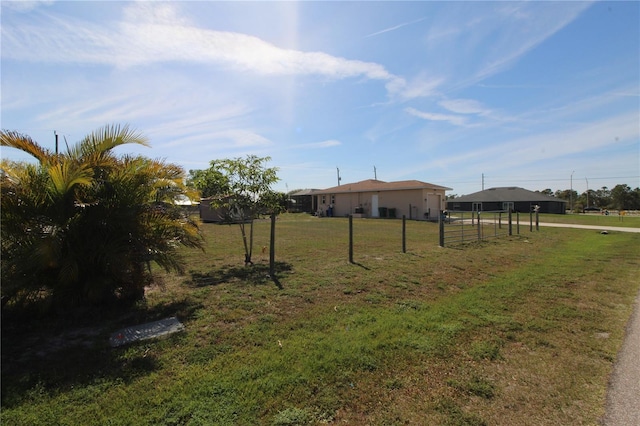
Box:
54, 131, 59, 154
336, 167, 342, 186
585, 177, 589, 208
570, 171, 575, 213
482, 173, 485, 191
374, 166, 377, 180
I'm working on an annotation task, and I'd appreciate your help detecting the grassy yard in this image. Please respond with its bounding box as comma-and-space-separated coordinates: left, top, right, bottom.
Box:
538, 212, 640, 228
2, 214, 639, 425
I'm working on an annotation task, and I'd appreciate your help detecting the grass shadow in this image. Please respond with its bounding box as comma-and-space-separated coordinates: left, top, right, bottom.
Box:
1, 298, 202, 408
188, 261, 292, 288
350, 261, 371, 270
405, 252, 426, 258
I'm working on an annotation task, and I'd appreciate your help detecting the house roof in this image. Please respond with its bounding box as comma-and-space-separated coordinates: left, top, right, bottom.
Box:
290, 189, 319, 196
451, 187, 567, 203
312, 179, 452, 195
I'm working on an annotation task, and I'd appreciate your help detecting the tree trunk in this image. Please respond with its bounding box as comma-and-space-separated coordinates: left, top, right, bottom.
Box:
239, 220, 254, 265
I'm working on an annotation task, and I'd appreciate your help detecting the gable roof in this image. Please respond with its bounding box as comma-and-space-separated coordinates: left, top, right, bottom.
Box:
452, 187, 567, 203
313, 179, 452, 195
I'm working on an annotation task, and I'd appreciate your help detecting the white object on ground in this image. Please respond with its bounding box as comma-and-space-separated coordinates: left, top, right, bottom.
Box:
109, 317, 184, 347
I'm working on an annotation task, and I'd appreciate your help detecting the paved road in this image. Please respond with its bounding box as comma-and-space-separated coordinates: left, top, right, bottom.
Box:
602, 290, 640, 425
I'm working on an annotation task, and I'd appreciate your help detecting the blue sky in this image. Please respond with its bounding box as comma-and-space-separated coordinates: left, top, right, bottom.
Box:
2, 1, 638, 196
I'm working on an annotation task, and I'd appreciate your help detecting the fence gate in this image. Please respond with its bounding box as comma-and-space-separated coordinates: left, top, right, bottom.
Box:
439, 210, 517, 247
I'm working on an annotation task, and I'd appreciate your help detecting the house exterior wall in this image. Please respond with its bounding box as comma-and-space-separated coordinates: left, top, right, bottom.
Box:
316, 188, 447, 219
199, 198, 226, 222
198, 198, 252, 222
447, 200, 566, 214
537, 201, 566, 214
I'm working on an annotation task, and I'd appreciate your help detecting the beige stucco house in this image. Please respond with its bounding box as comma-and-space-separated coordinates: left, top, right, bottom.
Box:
312, 179, 451, 220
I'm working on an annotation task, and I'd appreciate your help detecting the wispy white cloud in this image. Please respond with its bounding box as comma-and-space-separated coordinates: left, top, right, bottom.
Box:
297, 139, 341, 149
207, 129, 271, 148
408, 111, 639, 177
405, 107, 466, 126
438, 99, 490, 115
395, 75, 444, 99
494, 4, 592, 69
495, 112, 638, 163
502, 84, 640, 130
422, 2, 592, 90
2, 1, 635, 197
1, 0, 53, 12
365, 17, 426, 38
2, 2, 406, 94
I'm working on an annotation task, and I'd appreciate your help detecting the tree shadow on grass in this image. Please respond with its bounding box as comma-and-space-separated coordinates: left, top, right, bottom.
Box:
187, 261, 292, 288
1, 298, 202, 408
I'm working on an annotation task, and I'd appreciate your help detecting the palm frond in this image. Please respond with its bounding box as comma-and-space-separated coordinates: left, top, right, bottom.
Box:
73, 124, 150, 160
1, 130, 53, 164
2, 125, 203, 309
48, 161, 94, 197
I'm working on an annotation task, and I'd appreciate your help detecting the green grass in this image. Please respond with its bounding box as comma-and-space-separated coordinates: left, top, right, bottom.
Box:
2, 214, 639, 425
538, 212, 640, 228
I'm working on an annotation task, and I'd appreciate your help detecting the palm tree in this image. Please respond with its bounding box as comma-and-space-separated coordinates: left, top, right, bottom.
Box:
1, 125, 203, 309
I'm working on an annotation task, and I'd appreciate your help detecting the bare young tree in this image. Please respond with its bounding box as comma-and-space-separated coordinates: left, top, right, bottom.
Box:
190, 155, 282, 265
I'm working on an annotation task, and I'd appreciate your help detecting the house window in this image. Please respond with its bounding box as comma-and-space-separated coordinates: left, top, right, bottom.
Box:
321, 195, 326, 204
330, 195, 335, 205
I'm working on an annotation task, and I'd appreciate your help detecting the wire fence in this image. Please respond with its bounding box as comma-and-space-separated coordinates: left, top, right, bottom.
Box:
246, 215, 437, 270
438, 210, 540, 247
252, 211, 539, 272
205, 211, 540, 278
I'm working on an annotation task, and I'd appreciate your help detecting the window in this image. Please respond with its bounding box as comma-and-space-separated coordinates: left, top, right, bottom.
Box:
330, 195, 335, 205
321, 195, 326, 204
502, 202, 514, 212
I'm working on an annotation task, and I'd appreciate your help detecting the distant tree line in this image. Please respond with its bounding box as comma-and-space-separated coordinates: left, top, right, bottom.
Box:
538, 184, 640, 211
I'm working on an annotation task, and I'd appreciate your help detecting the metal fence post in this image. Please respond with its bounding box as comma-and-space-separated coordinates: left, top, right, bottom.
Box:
508, 210, 512, 236
402, 215, 406, 253
439, 211, 444, 247
349, 214, 354, 263
477, 212, 482, 241
269, 214, 276, 276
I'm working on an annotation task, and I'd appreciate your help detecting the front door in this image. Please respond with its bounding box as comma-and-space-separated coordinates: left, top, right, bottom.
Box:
425, 193, 441, 220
